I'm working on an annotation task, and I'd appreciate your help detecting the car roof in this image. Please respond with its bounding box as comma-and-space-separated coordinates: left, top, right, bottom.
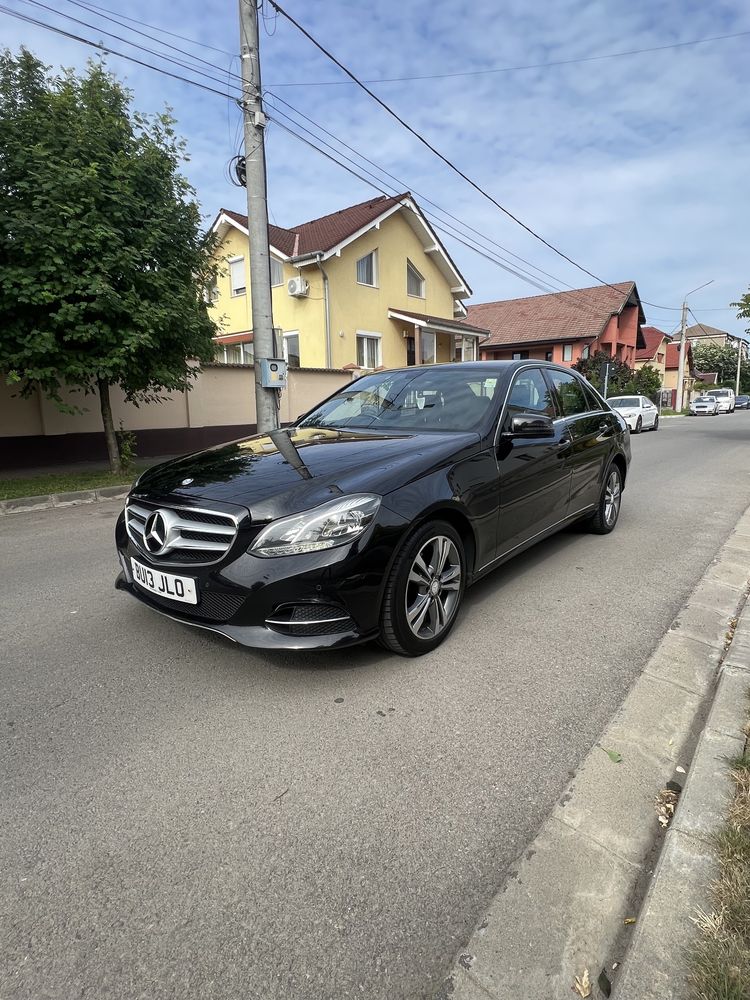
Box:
371, 360, 584, 377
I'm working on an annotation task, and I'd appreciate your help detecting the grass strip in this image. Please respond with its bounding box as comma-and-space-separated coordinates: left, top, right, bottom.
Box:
690, 701, 750, 1000
0, 467, 142, 501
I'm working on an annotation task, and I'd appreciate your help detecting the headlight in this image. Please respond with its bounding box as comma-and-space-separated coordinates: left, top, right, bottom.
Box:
249, 494, 381, 557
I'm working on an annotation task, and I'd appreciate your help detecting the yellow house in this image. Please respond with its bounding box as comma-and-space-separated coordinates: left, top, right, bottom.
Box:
633, 325, 670, 381
208, 193, 489, 371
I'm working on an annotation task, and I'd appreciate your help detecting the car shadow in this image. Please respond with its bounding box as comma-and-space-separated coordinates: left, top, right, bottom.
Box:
184, 527, 587, 678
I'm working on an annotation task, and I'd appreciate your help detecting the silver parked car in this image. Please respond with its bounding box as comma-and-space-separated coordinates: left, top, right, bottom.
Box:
607, 395, 659, 433
689, 395, 719, 416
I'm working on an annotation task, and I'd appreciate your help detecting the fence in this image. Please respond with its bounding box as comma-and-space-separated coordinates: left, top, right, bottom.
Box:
0, 365, 349, 470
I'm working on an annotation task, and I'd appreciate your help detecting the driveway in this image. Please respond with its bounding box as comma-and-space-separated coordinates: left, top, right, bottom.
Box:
2, 415, 750, 1000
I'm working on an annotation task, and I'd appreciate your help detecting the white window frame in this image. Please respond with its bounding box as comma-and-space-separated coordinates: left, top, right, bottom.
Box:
562, 344, 573, 361
406, 259, 425, 298
420, 329, 436, 366
455, 335, 477, 362
229, 255, 246, 297
356, 250, 378, 288
270, 257, 283, 287
581, 345, 590, 359
356, 330, 382, 370
283, 331, 301, 368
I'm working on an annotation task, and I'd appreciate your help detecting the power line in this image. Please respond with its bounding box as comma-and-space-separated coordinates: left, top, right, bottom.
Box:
15, 0, 244, 95
267, 114, 621, 319
0, 5, 241, 100
267, 0, 631, 296
266, 97, 575, 297
60, 0, 242, 81
269, 28, 750, 87
71, 0, 234, 57
266, 90, 580, 294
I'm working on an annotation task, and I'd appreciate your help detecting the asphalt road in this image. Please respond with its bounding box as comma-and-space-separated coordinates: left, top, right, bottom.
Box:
3, 414, 750, 1000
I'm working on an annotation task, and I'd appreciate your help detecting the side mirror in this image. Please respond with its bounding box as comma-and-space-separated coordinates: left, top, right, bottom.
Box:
504, 412, 555, 438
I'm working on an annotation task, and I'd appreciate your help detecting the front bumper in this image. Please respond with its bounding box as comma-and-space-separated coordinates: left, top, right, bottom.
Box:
115, 505, 410, 650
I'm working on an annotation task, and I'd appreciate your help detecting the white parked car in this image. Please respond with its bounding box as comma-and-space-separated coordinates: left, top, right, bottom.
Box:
689, 395, 719, 416
704, 388, 735, 413
607, 395, 659, 433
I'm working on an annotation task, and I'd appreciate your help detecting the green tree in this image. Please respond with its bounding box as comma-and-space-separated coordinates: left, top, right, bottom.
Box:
0, 49, 218, 473
573, 350, 634, 396
692, 342, 749, 393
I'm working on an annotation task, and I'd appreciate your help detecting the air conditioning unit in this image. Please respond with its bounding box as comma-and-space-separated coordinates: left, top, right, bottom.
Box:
287, 276, 309, 298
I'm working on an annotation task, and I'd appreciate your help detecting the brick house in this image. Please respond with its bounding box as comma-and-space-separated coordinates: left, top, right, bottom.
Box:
466, 281, 646, 367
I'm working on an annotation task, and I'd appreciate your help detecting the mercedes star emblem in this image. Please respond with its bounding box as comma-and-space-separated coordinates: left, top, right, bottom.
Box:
143, 511, 168, 554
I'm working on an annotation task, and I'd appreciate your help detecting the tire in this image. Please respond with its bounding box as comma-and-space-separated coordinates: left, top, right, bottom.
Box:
652, 415, 659, 431
380, 520, 465, 656
634, 417, 642, 434
586, 464, 623, 535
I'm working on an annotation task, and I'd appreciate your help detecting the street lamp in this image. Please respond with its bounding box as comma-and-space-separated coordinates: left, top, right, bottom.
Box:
675, 280, 714, 412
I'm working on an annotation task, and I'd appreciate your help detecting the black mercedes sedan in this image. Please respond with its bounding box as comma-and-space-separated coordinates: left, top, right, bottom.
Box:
115, 362, 630, 656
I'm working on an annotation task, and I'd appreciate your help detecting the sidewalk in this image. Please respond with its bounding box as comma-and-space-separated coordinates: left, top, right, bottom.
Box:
442, 505, 750, 1000
616, 585, 750, 997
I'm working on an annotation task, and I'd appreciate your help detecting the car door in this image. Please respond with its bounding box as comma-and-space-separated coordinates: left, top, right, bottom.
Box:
495, 367, 573, 555
544, 368, 616, 514
641, 396, 657, 427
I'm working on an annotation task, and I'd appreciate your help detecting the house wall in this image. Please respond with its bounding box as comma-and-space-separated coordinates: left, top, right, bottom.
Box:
0, 366, 348, 470
322, 211, 456, 370
209, 226, 327, 366
481, 340, 591, 365
209, 211, 459, 371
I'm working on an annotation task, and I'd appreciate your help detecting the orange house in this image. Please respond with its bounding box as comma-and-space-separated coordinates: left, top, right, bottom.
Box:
467, 281, 646, 367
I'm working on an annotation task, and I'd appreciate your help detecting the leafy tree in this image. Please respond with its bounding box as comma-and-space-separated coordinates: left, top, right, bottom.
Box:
573, 350, 631, 395
0, 49, 218, 473
692, 342, 749, 393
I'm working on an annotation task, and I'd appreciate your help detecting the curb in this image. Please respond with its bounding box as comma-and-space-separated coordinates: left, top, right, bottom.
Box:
442, 505, 750, 1000
0, 484, 130, 515
614, 606, 750, 998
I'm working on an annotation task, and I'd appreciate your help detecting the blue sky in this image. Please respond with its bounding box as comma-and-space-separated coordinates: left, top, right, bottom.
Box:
3, 0, 750, 335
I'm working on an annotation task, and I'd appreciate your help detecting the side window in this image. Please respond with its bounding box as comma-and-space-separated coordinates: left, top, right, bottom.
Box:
545, 370, 595, 417
506, 368, 556, 418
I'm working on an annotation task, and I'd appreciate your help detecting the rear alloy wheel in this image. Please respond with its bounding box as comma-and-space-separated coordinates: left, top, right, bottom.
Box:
380, 521, 465, 656
634, 416, 642, 434
586, 465, 623, 535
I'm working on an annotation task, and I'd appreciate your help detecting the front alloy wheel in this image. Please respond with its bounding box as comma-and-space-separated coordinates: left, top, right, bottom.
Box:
634, 416, 642, 433
380, 521, 465, 656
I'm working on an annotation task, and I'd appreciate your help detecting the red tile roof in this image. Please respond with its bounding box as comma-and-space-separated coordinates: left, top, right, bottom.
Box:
219, 193, 407, 258
636, 326, 669, 360
465, 282, 641, 348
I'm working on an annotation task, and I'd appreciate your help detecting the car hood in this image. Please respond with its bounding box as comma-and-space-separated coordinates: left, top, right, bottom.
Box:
133, 426, 481, 520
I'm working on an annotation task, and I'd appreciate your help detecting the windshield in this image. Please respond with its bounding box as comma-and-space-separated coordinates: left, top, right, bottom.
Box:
693, 397, 712, 403
609, 397, 639, 408
299, 368, 500, 432
707, 389, 731, 397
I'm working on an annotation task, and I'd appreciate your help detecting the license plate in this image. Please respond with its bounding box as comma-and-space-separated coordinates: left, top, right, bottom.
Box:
130, 558, 198, 605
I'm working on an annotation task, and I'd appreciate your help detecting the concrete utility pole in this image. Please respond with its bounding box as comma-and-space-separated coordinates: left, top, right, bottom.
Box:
238, 0, 278, 434
675, 300, 689, 412
736, 338, 743, 396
